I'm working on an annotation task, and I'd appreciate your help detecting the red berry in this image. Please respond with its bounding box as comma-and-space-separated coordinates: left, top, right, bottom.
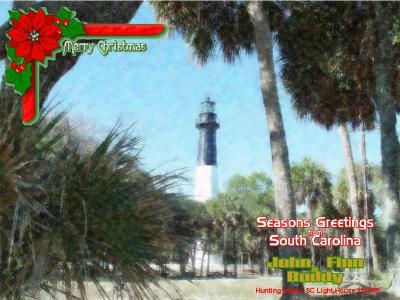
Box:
10, 61, 18, 69
55, 17, 61, 24
20, 63, 26, 70
62, 19, 69, 26
15, 66, 22, 73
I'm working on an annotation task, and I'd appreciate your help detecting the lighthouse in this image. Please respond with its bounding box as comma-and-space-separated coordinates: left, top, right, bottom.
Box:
194, 97, 220, 202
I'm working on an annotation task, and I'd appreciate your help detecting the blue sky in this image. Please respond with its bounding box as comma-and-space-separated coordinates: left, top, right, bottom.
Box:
0, 2, 389, 196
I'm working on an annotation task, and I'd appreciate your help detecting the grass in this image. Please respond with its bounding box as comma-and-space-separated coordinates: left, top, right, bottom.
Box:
155, 276, 283, 300
32, 275, 396, 300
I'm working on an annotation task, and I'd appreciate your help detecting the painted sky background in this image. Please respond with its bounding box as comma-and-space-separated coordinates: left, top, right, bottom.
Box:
0, 2, 394, 196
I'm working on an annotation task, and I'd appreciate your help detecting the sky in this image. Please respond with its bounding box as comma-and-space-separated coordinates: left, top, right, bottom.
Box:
0, 2, 392, 196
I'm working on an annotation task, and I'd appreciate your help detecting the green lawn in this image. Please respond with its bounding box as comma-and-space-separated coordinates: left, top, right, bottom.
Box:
34, 275, 393, 299
155, 276, 283, 300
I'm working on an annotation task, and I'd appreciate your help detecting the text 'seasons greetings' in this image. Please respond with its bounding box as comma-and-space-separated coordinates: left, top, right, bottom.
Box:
256, 216, 374, 247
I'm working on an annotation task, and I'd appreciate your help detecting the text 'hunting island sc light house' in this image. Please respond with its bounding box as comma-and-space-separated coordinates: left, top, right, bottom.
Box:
194, 97, 220, 202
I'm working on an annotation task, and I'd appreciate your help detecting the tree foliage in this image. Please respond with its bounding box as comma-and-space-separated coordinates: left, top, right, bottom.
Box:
291, 158, 332, 208
277, 2, 400, 129
0, 111, 183, 298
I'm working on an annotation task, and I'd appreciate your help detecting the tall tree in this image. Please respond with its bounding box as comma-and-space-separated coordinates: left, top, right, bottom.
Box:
338, 124, 364, 262
333, 163, 386, 276
0, 1, 188, 298
224, 172, 275, 274
152, 1, 302, 291
291, 157, 332, 265
245, 6, 300, 283
374, 2, 400, 265
209, 193, 243, 277
277, 2, 400, 271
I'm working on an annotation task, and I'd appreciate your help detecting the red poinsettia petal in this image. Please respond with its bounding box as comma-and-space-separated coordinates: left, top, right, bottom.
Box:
15, 40, 32, 58
18, 13, 33, 32
12, 19, 20, 28
33, 9, 45, 31
24, 53, 33, 63
44, 14, 55, 25
27, 10, 36, 21
40, 25, 61, 39
9, 40, 18, 48
39, 37, 59, 52
43, 48, 52, 56
8, 28, 28, 42
31, 43, 45, 61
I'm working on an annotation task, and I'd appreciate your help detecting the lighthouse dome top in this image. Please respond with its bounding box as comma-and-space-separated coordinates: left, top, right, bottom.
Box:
196, 96, 220, 129
200, 97, 216, 114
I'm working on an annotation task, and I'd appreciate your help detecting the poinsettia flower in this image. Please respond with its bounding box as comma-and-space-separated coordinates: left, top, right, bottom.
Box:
8, 9, 61, 62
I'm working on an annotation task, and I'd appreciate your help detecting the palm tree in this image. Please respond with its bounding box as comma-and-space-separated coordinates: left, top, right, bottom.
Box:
0, 2, 188, 297
374, 2, 400, 267
170, 199, 198, 276
277, 2, 400, 270
1, 117, 184, 298
224, 172, 275, 274
209, 193, 233, 277
152, 2, 301, 290
0, 49, 190, 298
333, 164, 385, 277
0, 99, 65, 298
291, 158, 332, 265
338, 123, 364, 264
188, 201, 208, 275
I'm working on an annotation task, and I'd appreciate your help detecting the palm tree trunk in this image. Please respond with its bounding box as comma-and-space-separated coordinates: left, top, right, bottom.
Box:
223, 222, 228, 276
179, 260, 186, 275
246, 1, 301, 291
340, 228, 351, 281
265, 244, 272, 275
248, 252, 253, 271
370, 231, 380, 275
240, 249, 244, 272
191, 241, 197, 274
206, 239, 211, 276
232, 227, 238, 277
259, 237, 266, 275
339, 123, 367, 282
65, 262, 73, 300
340, 242, 349, 258
200, 240, 207, 277
178, 249, 187, 275
246, 1, 300, 288
338, 124, 364, 258
375, 2, 400, 266
306, 199, 317, 266
360, 130, 371, 278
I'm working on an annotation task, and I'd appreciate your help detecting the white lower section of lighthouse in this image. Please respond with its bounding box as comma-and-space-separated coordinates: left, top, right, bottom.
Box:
192, 165, 221, 274
194, 165, 218, 202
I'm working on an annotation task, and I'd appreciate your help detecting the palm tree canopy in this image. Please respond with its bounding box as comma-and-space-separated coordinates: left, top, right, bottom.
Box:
333, 162, 383, 210
291, 157, 332, 207
151, 1, 283, 64
277, 2, 400, 130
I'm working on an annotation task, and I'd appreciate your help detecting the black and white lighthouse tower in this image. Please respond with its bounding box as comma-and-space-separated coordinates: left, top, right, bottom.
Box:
194, 97, 220, 202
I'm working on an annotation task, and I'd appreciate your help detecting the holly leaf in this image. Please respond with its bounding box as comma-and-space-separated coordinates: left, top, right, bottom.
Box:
5, 67, 17, 84
8, 10, 21, 20
7, 46, 23, 63
6, 63, 32, 95
7, 46, 16, 60
56, 7, 74, 20
61, 19, 85, 39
